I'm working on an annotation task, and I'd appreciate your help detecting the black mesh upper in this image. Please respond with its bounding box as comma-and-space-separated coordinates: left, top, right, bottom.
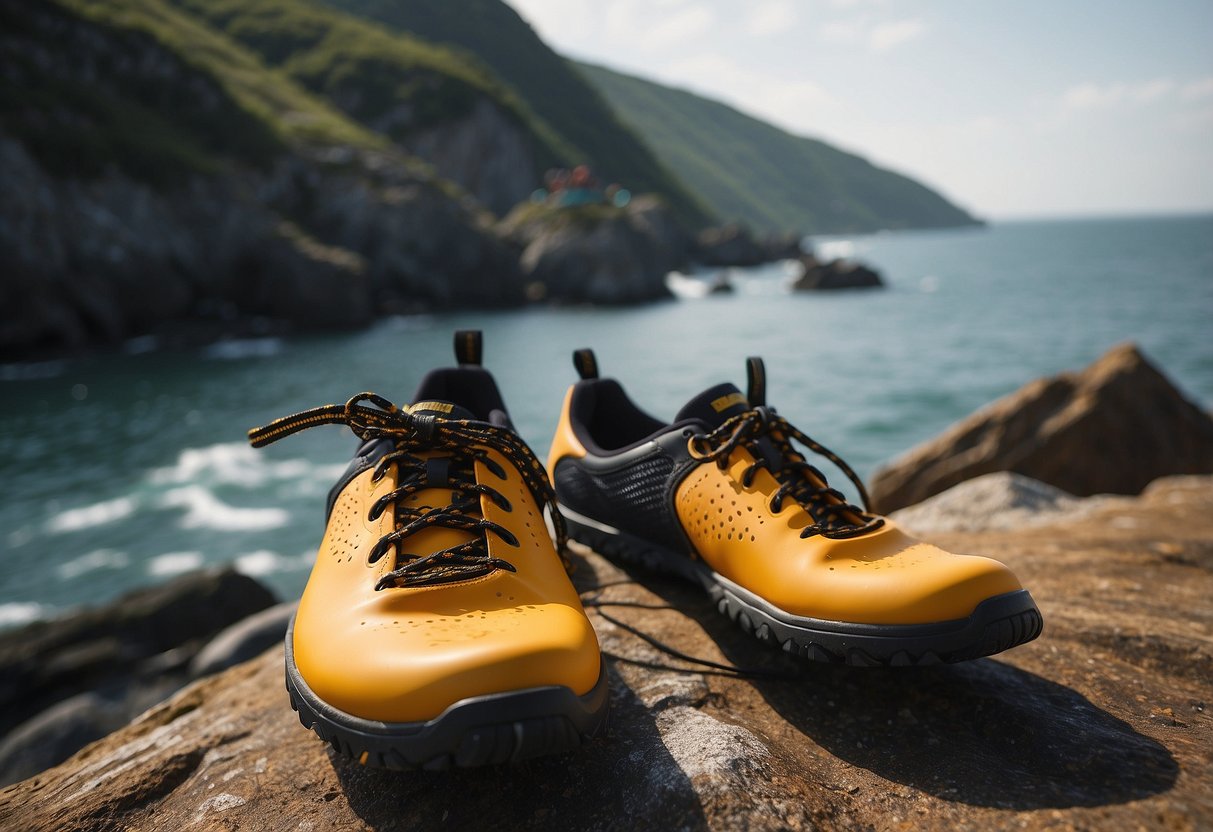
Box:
554, 450, 688, 554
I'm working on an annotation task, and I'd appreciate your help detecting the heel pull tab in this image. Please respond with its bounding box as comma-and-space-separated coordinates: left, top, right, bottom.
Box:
573, 348, 599, 380
746, 356, 766, 407
454, 330, 483, 366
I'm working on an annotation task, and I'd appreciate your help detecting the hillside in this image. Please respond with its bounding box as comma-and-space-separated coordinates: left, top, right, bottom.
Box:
161, 0, 572, 213
316, 0, 712, 227
578, 62, 980, 234
0, 0, 530, 355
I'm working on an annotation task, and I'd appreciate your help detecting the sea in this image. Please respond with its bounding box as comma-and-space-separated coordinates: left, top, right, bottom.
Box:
1, 215, 1210, 627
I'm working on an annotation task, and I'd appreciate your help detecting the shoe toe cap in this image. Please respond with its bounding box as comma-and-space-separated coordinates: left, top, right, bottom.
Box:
292, 600, 602, 723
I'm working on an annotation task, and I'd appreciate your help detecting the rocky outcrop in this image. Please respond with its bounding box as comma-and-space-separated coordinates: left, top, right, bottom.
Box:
791, 254, 883, 291
502, 196, 690, 304
869, 343, 1213, 513
0, 568, 276, 786
0, 0, 529, 358
399, 98, 540, 216
3, 477, 1211, 829
695, 223, 801, 267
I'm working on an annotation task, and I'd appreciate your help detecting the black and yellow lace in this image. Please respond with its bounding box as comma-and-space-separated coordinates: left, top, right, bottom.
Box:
248, 392, 568, 589
688, 406, 884, 539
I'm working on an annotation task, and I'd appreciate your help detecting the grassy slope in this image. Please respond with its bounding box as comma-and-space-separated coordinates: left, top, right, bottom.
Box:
578, 62, 980, 234
317, 0, 713, 227
2, 0, 388, 187
56, 0, 381, 152
165, 0, 571, 167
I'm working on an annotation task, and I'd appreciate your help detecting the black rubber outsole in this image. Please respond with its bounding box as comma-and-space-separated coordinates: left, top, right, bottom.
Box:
563, 510, 1043, 667
284, 616, 610, 770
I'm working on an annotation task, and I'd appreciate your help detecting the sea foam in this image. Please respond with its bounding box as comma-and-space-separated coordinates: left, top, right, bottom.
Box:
161, 486, 289, 532
0, 601, 47, 627
58, 549, 130, 579
47, 497, 138, 534
147, 551, 204, 577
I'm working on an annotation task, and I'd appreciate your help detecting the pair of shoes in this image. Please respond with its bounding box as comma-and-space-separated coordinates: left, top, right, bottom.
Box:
248, 331, 1042, 769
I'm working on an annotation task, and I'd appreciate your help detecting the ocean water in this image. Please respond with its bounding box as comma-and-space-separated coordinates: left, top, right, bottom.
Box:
1, 215, 1210, 625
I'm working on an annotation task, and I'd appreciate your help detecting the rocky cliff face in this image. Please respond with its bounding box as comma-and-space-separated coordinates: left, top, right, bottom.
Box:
2, 476, 1210, 829
396, 98, 540, 216
0, 0, 531, 357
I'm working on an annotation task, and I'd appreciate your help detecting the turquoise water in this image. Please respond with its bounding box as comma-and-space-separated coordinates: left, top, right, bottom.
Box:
1, 215, 1210, 624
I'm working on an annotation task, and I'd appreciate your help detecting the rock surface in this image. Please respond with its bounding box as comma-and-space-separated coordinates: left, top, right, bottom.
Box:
3, 478, 1210, 830
890, 471, 1087, 533
869, 343, 1213, 513
791, 254, 883, 291
0, 568, 276, 786
502, 196, 690, 304
695, 223, 801, 267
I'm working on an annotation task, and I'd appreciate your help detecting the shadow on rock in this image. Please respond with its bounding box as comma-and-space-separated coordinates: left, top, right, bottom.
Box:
328, 668, 707, 831
615, 568, 1178, 811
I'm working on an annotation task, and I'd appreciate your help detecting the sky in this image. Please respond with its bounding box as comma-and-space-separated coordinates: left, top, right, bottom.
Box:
507, 0, 1213, 220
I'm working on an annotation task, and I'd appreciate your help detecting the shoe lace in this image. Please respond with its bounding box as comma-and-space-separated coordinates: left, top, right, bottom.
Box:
248, 392, 570, 589
688, 406, 884, 539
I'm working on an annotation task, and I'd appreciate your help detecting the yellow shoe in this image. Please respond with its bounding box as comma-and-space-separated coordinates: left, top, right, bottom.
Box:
249, 332, 606, 768
548, 349, 1042, 666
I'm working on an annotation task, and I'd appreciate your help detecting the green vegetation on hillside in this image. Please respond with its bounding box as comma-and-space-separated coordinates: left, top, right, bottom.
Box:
164, 0, 570, 165
54, 0, 382, 152
1, 1, 284, 184
316, 0, 712, 227
578, 62, 980, 234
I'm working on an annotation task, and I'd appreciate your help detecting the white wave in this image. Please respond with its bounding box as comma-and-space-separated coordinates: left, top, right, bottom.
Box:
59, 549, 130, 579
148, 551, 204, 577
161, 486, 289, 531
47, 496, 138, 534
202, 338, 283, 360
235, 550, 313, 577
815, 239, 856, 260
0, 601, 47, 627
0, 360, 66, 381
149, 442, 317, 488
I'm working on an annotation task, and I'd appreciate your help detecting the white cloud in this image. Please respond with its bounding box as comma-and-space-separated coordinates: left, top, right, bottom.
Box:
868, 19, 926, 52
747, 1, 797, 37
1062, 78, 1175, 109
601, 1, 715, 51
1180, 77, 1213, 101
820, 15, 926, 52
643, 6, 716, 49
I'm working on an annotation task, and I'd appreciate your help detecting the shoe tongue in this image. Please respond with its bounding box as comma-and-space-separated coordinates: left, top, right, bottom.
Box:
406, 399, 477, 421
675, 382, 752, 428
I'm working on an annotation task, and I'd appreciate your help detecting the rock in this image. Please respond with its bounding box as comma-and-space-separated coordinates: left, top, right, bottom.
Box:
0, 693, 129, 788
791, 254, 883, 290
502, 196, 688, 304
869, 343, 1213, 513
891, 471, 1086, 533
695, 223, 765, 267
190, 602, 297, 679
375, 98, 540, 218
4, 479, 1211, 829
0, 567, 276, 783
694, 224, 800, 267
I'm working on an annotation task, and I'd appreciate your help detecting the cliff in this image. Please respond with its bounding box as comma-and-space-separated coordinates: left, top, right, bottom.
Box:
0, 0, 526, 355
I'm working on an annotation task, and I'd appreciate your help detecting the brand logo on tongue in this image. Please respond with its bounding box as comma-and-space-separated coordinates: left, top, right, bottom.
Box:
710, 392, 747, 413
407, 401, 455, 414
